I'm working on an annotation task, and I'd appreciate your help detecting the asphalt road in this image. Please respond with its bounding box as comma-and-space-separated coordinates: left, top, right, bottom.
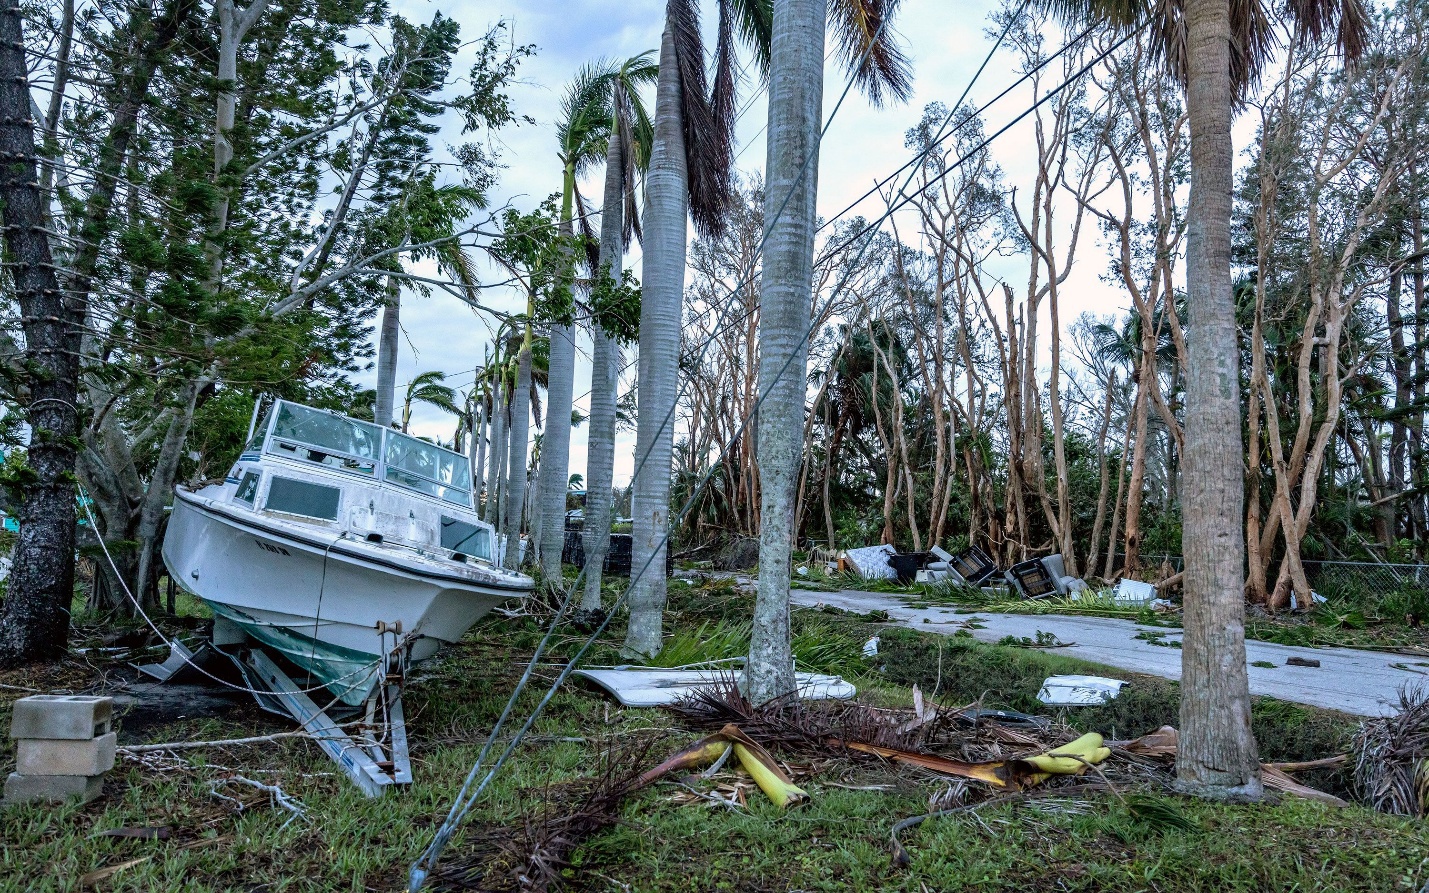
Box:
789, 587, 1424, 717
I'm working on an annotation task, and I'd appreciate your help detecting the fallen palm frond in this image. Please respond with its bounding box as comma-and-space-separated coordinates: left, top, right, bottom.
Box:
1123, 725, 1347, 806
1352, 686, 1429, 816
433, 733, 674, 892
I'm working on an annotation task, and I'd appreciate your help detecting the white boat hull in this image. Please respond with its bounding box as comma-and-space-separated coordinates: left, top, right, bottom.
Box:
163, 487, 530, 704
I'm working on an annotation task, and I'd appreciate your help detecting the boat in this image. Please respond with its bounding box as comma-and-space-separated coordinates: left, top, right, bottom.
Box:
162, 399, 533, 709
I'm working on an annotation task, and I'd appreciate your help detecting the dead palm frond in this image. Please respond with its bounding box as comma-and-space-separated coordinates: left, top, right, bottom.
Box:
1352, 686, 1429, 816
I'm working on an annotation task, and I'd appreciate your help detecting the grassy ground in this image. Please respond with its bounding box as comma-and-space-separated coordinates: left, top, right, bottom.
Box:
2, 577, 1426, 892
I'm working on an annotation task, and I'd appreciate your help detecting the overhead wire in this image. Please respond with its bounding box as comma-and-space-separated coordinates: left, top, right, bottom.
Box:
407, 7, 1090, 887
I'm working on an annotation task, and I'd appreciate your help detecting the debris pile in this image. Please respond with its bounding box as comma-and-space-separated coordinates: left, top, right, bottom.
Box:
1352, 687, 1429, 816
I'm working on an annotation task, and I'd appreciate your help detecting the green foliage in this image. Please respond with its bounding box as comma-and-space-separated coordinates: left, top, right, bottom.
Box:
589, 265, 642, 343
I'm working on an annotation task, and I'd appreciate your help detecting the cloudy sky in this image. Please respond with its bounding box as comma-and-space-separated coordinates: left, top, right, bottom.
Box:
374, 0, 1144, 484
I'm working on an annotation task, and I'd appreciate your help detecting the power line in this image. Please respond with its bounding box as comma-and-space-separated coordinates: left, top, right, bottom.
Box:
410, 11, 1141, 889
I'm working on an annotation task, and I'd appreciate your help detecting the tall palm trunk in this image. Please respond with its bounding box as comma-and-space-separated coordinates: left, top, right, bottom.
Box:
471, 398, 487, 509
537, 169, 579, 585
745, 0, 825, 704
486, 376, 506, 526
374, 277, 401, 427
583, 126, 625, 614
623, 22, 688, 657
503, 341, 533, 570
0, 0, 77, 664
1176, 0, 1261, 800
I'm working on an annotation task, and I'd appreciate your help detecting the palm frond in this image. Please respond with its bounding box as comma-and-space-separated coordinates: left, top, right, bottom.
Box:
829, 0, 913, 107
669, 0, 732, 238
728, 0, 774, 75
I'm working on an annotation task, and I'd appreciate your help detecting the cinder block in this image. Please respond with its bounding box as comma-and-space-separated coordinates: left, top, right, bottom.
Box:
8, 695, 112, 740
16, 732, 117, 776
3, 772, 104, 805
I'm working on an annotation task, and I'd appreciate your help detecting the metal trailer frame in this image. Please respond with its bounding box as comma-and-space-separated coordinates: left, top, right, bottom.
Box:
236, 646, 411, 797
141, 629, 413, 798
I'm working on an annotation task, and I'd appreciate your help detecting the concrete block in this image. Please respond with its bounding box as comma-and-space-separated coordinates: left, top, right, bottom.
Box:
16, 732, 117, 776
9, 695, 113, 740
3, 772, 104, 806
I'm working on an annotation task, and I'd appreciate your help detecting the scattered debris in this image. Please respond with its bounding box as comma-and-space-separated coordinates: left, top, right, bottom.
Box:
1123, 725, 1346, 806
572, 668, 855, 708
839, 544, 898, 579
1286, 656, 1321, 668
1037, 675, 1127, 706
1113, 578, 1158, 605
862, 636, 880, 658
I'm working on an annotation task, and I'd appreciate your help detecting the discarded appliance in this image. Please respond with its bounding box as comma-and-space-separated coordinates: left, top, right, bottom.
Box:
1007, 554, 1086, 599
839, 544, 897, 579
1037, 675, 1127, 706
572, 668, 856, 708
948, 545, 1001, 586
1006, 557, 1059, 598
153, 398, 535, 796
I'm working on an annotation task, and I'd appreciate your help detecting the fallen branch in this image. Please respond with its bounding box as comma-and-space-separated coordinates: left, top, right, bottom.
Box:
118, 730, 319, 753
890, 783, 1107, 867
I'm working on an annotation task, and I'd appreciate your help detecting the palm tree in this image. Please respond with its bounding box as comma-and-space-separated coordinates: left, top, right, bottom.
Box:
584, 53, 656, 616
1035, 0, 1367, 798
400, 370, 460, 433
624, 0, 774, 658
745, 0, 911, 703
537, 59, 654, 589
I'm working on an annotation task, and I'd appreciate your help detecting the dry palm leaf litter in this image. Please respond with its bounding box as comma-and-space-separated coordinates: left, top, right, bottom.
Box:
434, 678, 1349, 892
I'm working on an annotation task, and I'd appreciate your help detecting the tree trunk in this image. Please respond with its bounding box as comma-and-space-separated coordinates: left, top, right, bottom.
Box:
582, 123, 625, 614
502, 336, 533, 570
486, 376, 506, 526
745, 0, 824, 705
0, 0, 78, 664
1087, 370, 1116, 575
1176, 0, 1261, 800
624, 21, 688, 658
472, 398, 487, 512
374, 277, 400, 428
1123, 328, 1152, 578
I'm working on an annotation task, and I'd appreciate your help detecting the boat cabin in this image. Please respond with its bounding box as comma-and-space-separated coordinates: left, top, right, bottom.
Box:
223, 400, 495, 564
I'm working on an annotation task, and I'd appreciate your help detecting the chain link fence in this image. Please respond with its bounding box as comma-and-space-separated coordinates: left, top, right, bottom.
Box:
1301, 561, 1429, 598
1103, 554, 1429, 598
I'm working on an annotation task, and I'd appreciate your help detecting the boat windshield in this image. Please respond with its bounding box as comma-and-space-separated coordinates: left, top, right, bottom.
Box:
267, 402, 381, 475
384, 430, 472, 505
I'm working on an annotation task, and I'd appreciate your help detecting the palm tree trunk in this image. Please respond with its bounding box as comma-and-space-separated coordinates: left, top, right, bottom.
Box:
374, 277, 400, 428
485, 376, 506, 526
582, 124, 625, 614
503, 339, 533, 571
537, 317, 575, 582
0, 0, 78, 664
745, 0, 824, 704
537, 167, 579, 585
1176, 0, 1261, 800
624, 21, 688, 658
471, 398, 487, 511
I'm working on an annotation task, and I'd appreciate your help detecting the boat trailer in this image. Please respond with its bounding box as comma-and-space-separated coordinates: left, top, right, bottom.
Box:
141, 624, 414, 798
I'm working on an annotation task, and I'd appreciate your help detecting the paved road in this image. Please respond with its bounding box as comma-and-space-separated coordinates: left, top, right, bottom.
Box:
790, 588, 1424, 717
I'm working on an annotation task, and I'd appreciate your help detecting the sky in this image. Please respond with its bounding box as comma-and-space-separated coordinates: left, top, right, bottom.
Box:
372, 0, 1153, 485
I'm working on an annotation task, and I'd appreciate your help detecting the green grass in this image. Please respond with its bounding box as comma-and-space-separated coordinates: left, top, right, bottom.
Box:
0, 577, 1419, 892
